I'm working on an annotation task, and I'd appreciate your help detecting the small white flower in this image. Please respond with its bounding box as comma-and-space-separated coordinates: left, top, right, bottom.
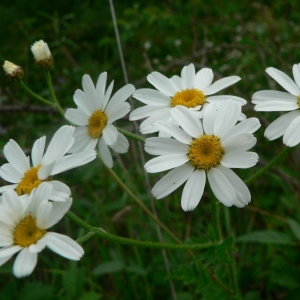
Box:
0, 184, 84, 278
65, 72, 135, 168
252, 64, 300, 147
31, 40, 52, 61
0, 125, 96, 201
144, 101, 260, 211
3, 61, 24, 81
130, 63, 246, 134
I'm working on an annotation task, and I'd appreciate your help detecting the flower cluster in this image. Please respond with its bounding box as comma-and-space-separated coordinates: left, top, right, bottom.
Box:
1, 39, 299, 278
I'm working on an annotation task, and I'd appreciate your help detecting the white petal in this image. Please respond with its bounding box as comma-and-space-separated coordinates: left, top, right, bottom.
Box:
265, 110, 300, 140
36, 200, 52, 228
38, 161, 55, 180
266, 67, 300, 96
152, 163, 194, 199
283, 115, 300, 147
221, 152, 259, 169
130, 105, 166, 121
3, 140, 30, 174
73, 89, 94, 115
153, 121, 192, 144
0, 254, 13, 267
169, 75, 185, 91
217, 165, 250, 207
106, 102, 130, 124
51, 150, 96, 175
64, 108, 89, 126
252, 90, 297, 104
147, 72, 177, 96
44, 232, 84, 260
254, 101, 298, 112
133, 88, 170, 105
98, 137, 113, 168
170, 106, 203, 138
48, 181, 71, 203
13, 248, 37, 278
0, 184, 17, 194
213, 101, 241, 137
181, 169, 206, 211
69, 127, 97, 153
181, 64, 195, 89
222, 134, 257, 152
110, 133, 129, 154
42, 126, 75, 165
0, 163, 23, 183
203, 76, 240, 95
207, 95, 247, 105
145, 154, 189, 173
82, 74, 99, 110
202, 101, 222, 134
145, 137, 188, 155
0, 245, 22, 258
46, 197, 72, 228
31, 136, 46, 167
292, 63, 300, 88
0, 223, 14, 246
102, 124, 118, 146
105, 84, 135, 112
194, 68, 214, 90
102, 80, 114, 109
29, 238, 47, 253
96, 72, 107, 97
207, 168, 236, 207
139, 109, 171, 134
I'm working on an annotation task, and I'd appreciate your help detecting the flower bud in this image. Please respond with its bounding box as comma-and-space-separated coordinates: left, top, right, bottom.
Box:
3, 60, 24, 81
31, 40, 54, 70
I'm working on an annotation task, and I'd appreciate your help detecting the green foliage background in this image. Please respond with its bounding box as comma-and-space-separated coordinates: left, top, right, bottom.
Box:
0, 0, 300, 299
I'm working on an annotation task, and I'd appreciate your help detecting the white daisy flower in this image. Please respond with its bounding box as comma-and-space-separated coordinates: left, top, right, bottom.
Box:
65, 73, 135, 168
129, 63, 246, 134
0, 183, 84, 278
252, 64, 300, 147
0, 125, 96, 201
144, 101, 260, 211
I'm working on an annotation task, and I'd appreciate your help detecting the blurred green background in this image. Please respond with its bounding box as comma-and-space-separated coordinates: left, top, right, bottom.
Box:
0, 0, 300, 299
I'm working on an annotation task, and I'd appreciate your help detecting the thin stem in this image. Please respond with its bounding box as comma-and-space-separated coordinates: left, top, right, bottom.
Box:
210, 191, 222, 242
67, 211, 217, 250
117, 127, 145, 143
45, 71, 65, 117
19, 81, 54, 106
245, 146, 291, 185
76, 232, 95, 244
105, 163, 182, 245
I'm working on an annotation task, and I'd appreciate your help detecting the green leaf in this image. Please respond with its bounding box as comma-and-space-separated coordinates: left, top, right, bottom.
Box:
287, 218, 300, 240
79, 292, 102, 300
62, 266, 86, 299
236, 230, 293, 244
93, 260, 125, 276
18, 282, 53, 300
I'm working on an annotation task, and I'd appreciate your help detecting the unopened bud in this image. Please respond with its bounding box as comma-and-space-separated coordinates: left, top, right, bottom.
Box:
31, 40, 54, 70
3, 60, 24, 81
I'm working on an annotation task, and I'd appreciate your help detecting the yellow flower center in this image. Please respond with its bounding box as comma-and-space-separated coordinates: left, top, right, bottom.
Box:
16, 165, 43, 196
171, 88, 206, 108
88, 110, 108, 139
188, 135, 223, 170
298, 95, 300, 107
14, 215, 46, 247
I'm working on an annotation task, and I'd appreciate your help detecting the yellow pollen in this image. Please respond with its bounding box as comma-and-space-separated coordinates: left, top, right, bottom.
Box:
13, 215, 46, 247
188, 135, 223, 171
171, 88, 206, 108
88, 110, 108, 139
16, 165, 43, 196
298, 95, 300, 107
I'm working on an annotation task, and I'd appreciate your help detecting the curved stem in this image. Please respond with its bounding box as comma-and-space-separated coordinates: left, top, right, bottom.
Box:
67, 211, 217, 250
245, 146, 291, 185
105, 163, 182, 245
117, 127, 145, 143
19, 81, 54, 106
45, 71, 65, 117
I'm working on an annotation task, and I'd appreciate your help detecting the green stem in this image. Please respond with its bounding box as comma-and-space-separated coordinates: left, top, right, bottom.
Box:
210, 190, 222, 242
105, 163, 182, 245
76, 232, 95, 244
45, 71, 65, 116
19, 81, 54, 106
245, 146, 291, 185
117, 127, 145, 143
67, 211, 217, 250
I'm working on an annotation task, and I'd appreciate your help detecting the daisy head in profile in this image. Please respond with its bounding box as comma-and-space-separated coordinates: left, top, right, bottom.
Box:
0, 126, 96, 201
130, 63, 246, 135
144, 100, 260, 211
0, 183, 84, 278
252, 63, 300, 147
65, 72, 135, 168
